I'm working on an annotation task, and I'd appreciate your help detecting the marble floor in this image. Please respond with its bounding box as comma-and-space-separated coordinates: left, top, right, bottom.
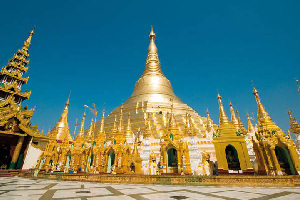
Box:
0, 177, 300, 200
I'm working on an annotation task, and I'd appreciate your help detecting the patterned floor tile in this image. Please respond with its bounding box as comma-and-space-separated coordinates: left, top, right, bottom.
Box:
53, 187, 112, 198
213, 190, 264, 200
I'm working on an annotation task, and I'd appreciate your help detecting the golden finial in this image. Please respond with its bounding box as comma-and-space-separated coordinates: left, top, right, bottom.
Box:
288, 110, 300, 134
247, 113, 255, 133
119, 104, 124, 132
126, 112, 132, 139
253, 88, 272, 123
23, 29, 34, 50
206, 108, 214, 132
77, 112, 86, 139
288, 130, 291, 139
217, 94, 229, 125
229, 101, 239, 128
113, 115, 118, 131
143, 26, 162, 75
99, 109, 105, 134
86, 118, 94, 141
236, 109, 247, 134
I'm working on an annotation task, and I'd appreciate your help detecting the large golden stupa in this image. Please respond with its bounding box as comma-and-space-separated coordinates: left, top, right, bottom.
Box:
95, 27, 210, 138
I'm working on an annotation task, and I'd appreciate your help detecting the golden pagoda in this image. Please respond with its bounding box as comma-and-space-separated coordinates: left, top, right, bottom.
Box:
288, 110, 300, 149
37, 27, 216, 175
213, 94, 253, 174
252, 88, 300, 175
0, 30, 41, 170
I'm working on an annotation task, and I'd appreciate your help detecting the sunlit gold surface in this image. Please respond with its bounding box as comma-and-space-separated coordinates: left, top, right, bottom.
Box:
95, 27, 208, 137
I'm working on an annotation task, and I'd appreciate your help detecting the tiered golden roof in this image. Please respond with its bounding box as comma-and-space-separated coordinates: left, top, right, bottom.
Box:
0, 30, 34, 103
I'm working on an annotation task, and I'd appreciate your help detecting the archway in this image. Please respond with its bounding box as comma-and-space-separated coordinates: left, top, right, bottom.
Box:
225, 145, 241, 170
275, 146, 296, 175
0, 144, 11, 169
167, 148, 178, 173
130, 162, 135, 172
107, 150, 115, 173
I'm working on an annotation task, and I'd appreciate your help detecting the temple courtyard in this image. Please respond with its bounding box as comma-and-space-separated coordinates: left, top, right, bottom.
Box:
0, 177, 299, 200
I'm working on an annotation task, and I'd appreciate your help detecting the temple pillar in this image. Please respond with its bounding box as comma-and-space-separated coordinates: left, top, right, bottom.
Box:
9, 136, 24, 169
270, 146, 282, 175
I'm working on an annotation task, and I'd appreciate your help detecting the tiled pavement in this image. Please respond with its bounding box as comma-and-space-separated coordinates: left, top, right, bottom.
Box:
0, 177, 300, 200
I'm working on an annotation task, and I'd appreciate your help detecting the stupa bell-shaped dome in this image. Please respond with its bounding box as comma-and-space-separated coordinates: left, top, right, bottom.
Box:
125, 26, 182, 104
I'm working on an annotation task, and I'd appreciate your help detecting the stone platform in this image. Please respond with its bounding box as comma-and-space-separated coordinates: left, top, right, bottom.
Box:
19, 172, 300, 187
1, 177, 300, 199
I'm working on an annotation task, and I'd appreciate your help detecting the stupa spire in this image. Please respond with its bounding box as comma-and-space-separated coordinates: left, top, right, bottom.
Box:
86, 118, 94, 142
253, 88, 272, 123
23, 29, 34, 51
236, 109, 247, 134
126, 112, 132, 139
247, 113, 255, 133
77, 112, 86, 139
206, 108, 214, 132
118, 104, 124, 132
217, 94, 229, 125
52, 97, 72, 141
288, 110, 300, 134
229, 102, 239, 129
99, 109, 105, 134
143, 26, 162, 75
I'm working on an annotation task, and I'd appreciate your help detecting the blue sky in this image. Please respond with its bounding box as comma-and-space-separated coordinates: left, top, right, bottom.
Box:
0, 0, 299, 137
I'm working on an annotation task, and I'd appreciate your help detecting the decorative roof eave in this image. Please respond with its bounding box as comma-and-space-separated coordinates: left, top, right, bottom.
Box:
0, 130, 27, 137
0, 68, 29, 83
6, 62, 29, 73
0, 86, 31, 100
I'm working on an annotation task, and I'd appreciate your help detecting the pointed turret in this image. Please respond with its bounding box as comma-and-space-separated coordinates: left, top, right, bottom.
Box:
143, 26, 162, 75
229, 102, 239, 129
168, 103, 178, 130
247, 113, 255, 133
236, 110, 247, 134
0, 30, 35, 104
76, 112, 86, 139
86, 118, 94, 142
99, 109, 105, 134
118, 105, 124, 132
51, 98, 73, 141
206, 108, 214, 133
126, 112, 132, 139
217, 94, 230, 125
288, 110, 300, 134
253, 88, 272, 123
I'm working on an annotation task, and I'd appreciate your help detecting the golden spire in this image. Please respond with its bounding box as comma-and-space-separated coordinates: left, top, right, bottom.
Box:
76, 112, 86, 139
206, 108, 214, 132
247, 113, 255, 133
288, 110, 300, 134
144, 113, 153, 138
217, 94, 229, 125
168, 103, 178, 130
86, 118, 94, 141
127, 26, 182, 104
126, 112, 132, 139
229, 102, 239, 129
113, 115, 118, 131
23, 29, 34, 51
143, 26, 162, 75
253, 88, 272, 123
236, 109, 247, 134
52, 97, 73, 141
99, 109, 105, 134
118, 104, 124, 132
